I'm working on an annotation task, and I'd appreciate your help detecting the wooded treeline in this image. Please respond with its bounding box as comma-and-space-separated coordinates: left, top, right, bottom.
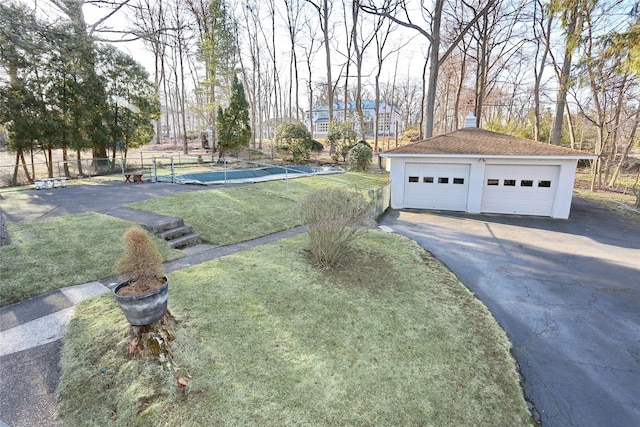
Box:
0, 0, 638, 189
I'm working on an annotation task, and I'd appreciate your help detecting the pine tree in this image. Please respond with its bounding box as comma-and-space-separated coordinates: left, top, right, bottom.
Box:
216, 74, 251, 158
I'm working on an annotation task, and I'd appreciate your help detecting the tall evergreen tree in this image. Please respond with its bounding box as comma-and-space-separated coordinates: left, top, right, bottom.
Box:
96, 45, 160, 163
216, 74, 251, 158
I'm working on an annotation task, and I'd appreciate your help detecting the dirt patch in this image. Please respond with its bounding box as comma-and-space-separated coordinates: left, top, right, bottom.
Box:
311, 247, 399, 295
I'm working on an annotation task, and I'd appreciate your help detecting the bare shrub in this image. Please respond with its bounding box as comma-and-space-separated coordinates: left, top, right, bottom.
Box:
299, 187, 373, 268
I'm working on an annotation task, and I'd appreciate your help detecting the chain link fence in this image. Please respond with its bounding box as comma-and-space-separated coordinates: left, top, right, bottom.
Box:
0, 153, 215, 188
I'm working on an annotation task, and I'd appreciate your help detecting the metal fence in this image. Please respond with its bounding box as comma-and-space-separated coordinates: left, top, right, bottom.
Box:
370, 182, 391, 219
1, 153, 392, 217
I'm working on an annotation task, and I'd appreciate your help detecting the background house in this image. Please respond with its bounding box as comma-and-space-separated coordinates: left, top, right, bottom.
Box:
305, 101, 402, 138
380, 114, 597, 219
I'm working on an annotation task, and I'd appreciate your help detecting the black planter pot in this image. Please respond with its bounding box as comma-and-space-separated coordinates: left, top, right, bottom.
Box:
113, 277, 169, 326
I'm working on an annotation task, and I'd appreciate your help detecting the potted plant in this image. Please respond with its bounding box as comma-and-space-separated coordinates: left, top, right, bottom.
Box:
113, 227, 169, 326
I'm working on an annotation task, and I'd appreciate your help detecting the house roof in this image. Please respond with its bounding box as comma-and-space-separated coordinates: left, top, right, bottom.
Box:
309, 101, 400, 113
381, 128, 597, 158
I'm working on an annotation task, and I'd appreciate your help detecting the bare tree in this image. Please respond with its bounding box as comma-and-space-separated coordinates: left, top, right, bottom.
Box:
131, 0, 170, 144
305, 0, 335, 125
239, 1, 265, 148
361, 0, 496, 137
572, 4, 634, 190
531, 0, 553, 141
371, 11, 400, 150
283, 0, 304, 121
301, 15, 322, 139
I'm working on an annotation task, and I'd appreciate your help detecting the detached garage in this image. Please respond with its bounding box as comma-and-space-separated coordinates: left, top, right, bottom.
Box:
381, 126, 596, 219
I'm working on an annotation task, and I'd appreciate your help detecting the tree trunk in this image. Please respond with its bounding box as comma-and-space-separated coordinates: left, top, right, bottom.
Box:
533, 0, 552, 142
419, 55, 428, 140
551, 11, 577, 146
324, 2, 333, 121
608, 107, 639, 187
62, 148, 70, 177
453, 46, 467, 131
424, 0, 443, 138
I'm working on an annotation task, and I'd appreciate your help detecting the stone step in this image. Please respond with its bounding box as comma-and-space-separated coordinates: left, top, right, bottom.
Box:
167, 233, 201, 249
152, 217, 185, 234
105, 207, 184, 234
157, 225, 193, 241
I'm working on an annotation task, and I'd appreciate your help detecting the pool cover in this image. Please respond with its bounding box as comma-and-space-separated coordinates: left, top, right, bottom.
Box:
157, 165, 343, 185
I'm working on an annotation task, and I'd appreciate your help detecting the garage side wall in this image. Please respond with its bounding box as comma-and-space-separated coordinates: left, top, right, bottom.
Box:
552, 159, 579, 219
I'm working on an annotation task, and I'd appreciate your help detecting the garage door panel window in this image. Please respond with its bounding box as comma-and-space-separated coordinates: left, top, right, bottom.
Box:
453, 178, 465, 184
521, 180, 534, 187
423, 177, 434, 183
438, 177, 449, 184
504, 179, 516, 186
487, 179, 499, 186
408, 176, 419, 182
538, 180, 551, 188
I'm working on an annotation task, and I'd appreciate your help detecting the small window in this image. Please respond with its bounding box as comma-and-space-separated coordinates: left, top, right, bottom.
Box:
504, 179, 516, 186
538, 180, 551, 188
408, 176, 419, 183
521, 180, 533, 187
453, 178, 465, 184
438, 177, 449, 184
423, 177, 434, 183
487, 179, 499, 186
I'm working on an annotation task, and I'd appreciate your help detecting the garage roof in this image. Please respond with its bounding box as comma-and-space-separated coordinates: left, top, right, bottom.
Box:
382, 128, 596, 158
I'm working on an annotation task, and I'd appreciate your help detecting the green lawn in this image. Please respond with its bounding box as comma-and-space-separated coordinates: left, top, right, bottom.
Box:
57, 231, 531, 426
129, 173, 390, 245
0, 174, 387, 307
0, 213, 180, 306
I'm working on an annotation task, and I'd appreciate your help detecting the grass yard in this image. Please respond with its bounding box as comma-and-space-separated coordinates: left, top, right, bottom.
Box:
129, 173, 390, 245
0, 174, 387, 307
0, 213, 180, 306
57, 231, 531, 426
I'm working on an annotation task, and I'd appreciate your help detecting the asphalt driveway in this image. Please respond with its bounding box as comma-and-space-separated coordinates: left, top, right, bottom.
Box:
0, 180, 212, 223
380, 198, 640, 427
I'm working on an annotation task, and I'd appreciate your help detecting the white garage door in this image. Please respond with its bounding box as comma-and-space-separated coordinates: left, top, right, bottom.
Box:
481, 165, 559, 216
404, 163, 470, 211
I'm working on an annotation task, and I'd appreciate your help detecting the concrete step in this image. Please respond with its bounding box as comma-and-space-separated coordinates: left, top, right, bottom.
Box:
158, 225, 193, 241
105, 207, 184, 234
167, 233, 201, 249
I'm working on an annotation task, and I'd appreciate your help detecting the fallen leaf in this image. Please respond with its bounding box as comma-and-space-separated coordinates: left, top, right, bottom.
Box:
177, 377, 188, 387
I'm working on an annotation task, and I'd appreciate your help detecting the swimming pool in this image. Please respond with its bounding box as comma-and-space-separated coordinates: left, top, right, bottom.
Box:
157, 165, 343, 185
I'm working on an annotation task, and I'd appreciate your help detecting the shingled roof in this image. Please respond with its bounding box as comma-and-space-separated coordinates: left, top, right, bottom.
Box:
382, 128, 595, 158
